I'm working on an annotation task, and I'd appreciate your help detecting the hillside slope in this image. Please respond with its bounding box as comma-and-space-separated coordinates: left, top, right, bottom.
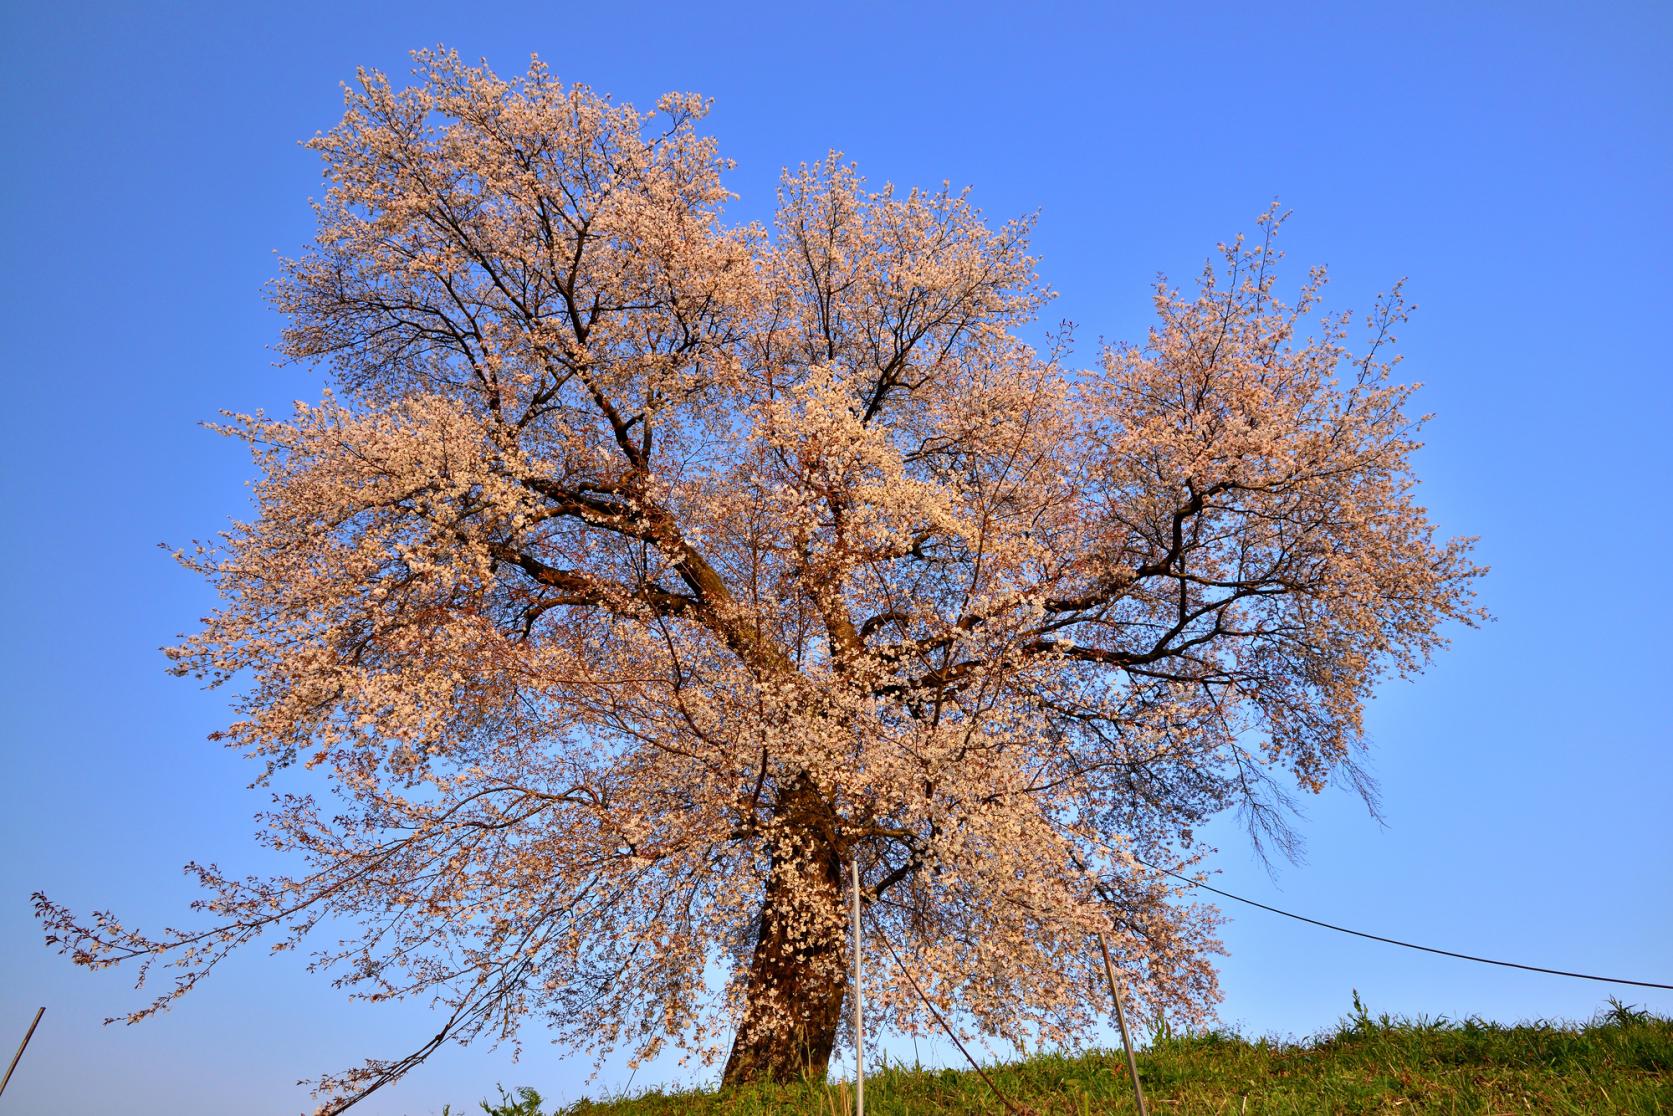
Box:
468, 1001, 1671, 1115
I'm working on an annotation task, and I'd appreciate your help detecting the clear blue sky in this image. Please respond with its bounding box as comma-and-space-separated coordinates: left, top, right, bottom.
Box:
2, 2, 1668, 1113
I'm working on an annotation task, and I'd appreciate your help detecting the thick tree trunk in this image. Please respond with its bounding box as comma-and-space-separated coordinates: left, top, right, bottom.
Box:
722, 778, 848, 1086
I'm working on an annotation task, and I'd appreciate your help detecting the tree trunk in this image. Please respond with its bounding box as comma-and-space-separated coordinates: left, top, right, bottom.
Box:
722, 778, 848, 1086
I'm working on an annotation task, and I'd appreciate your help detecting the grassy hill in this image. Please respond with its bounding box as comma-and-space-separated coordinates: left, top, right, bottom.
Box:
467, 999, 1672, 1115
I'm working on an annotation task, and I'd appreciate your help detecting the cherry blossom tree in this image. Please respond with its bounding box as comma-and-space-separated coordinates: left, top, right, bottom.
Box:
35, 50, 1483, 1112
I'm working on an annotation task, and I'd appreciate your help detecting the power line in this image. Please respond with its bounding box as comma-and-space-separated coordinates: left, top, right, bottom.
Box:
1134, 859, 1673, 991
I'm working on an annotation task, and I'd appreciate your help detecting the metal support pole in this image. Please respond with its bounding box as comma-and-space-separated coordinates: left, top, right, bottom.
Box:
0, 1006, 45, 1099
1097, 934, 1148, 1116
851, 858, 864, 1116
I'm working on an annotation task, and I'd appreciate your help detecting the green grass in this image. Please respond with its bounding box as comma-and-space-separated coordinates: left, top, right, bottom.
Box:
475, 999, 1672, 1115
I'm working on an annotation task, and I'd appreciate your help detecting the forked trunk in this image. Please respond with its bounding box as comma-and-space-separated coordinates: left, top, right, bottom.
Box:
721, 779, 849, 1086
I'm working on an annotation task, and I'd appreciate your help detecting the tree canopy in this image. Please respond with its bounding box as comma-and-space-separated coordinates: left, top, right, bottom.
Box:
36, 50, 1482, 1113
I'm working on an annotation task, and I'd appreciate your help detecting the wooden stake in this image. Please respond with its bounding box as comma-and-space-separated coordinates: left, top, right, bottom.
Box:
0, 1006, 44, 1099
851, 858, 864, 1116
1097, 934, 1148, 1116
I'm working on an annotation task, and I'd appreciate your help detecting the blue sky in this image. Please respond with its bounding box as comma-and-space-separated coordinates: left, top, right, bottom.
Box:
1, 2, 1668, 1113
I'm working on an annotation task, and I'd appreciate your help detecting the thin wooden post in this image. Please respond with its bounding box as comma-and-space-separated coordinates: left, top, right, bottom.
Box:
1097, 934, 1148, 1116
0, 1006, 44, 1099
851, 858, 864, 1116
850, 858, 865, 1116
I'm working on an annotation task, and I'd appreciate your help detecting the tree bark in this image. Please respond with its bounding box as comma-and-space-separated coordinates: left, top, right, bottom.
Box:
722, 777, 848, 1086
